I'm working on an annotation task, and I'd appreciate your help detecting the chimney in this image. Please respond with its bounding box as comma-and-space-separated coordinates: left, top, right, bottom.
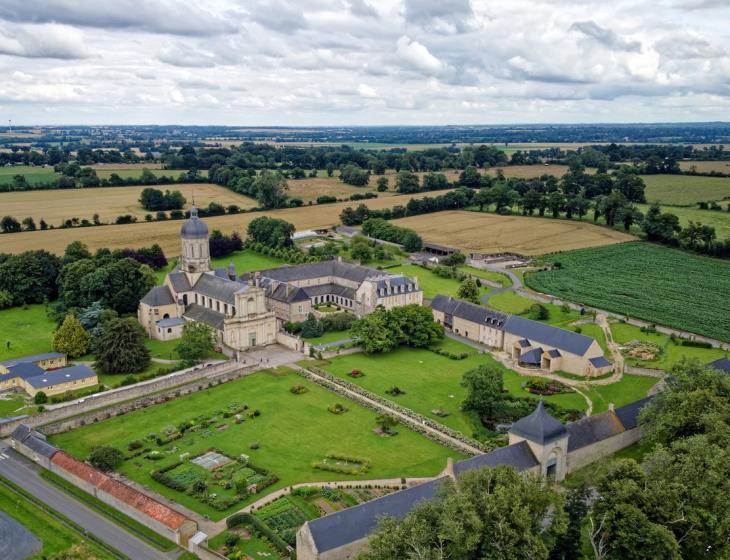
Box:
254, 271, 261, 287
444, 457, 456, 480
608, 402, 615, 412
228, 263, 236, 281
337, 256, 342, 263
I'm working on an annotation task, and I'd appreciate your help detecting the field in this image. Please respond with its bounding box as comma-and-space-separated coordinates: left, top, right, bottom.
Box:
0, 183, 257, 226
387, 263, 491, 299
486, 164, 574, 178
678, 161, 730, 174
641, 174, 730, 206
636, 203, 730, 239
50, 368, 463, 520
0, 305, 56, 362
0, 164, 59, 185
0, 191, 452, 255
392, 211, 635, 255
93, 167, 201, 180
526, 242, 730, 342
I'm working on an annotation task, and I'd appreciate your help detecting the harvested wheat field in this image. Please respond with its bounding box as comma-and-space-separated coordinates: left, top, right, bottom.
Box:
392, 211, 635, 255
0, 183, 257, 226
0, 191, 452, 256
678, 160, 730, 174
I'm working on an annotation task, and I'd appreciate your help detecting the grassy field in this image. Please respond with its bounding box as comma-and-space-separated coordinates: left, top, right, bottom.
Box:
459, 266, 512, 287
392, 211, 635, 256
678, 161, 730, 174
387, 263, 491, 299
636, 203, 730, 239
0, 478, 114, 559
305, 330, 352, 345
487, 292, 585, 329
641, 174, 730, 206
0, 191, 452, 256
0, 183, 257, 226
0, 305, 56, 362
50, 368, 463, 520
583, 375, 658, 414
610, 321, 728, 370
526, 242, 730, 342
0, 393, 27, 416
92, 167, 205, 180
0, 164, 59, 185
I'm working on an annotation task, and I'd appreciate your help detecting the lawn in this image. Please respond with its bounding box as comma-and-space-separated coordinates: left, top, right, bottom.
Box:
305, 330, 352, 345
0, 304, 56, 362
50, 368, 463, 520
610, 321, 728, 370
0, 478, 114, 559
388, 263, 490, 299
583, 375, 658, 414
0, 393, 27, 417
144, 338, 224, 361
487, 292, 584, 329
526, 242, 730, 342
636, 203, 730, 240
578, 323, 608, 354
0, 164, 59, 186
459, 266, 512, 287
641, 174, 730, 206
316, 343, 588, 438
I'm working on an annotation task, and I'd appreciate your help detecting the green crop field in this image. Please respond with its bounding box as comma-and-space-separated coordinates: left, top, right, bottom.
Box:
641, 174, 730, 206
50, 368, 463, 520
526, 242, 730, 342
0, 164, 59, 185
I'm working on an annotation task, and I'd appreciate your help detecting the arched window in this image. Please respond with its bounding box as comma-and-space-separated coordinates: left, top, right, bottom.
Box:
163, 313, 170, 319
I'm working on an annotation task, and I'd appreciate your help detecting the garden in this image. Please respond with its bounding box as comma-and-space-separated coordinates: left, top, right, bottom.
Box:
50, 367, 462, 520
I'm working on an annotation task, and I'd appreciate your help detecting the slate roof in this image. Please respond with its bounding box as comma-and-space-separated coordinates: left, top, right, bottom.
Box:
567, 411, 624, 452
453, 440, 538, 476
10, 424, 32, 442
303, 283, 356, 300
517, 338, 531, 348
589, 356, 612, 368
4, 362, 45, 380
430, 295, 508, 328
193, 273, 247, 305
141, 285, 175, 307
183, 304, 225, 331
306, 477, 446, 553
24, 364, 97, 389
24, 434, 59, 458
156, 317, 186, 328
374, 275, 418, 292
260, 279, 310, 303
0, 352, 64, 367
180, 207, 208, 239
167, 271, 191, 293
336, 225, 359, 236
503, 315, 595, 356
548, 349, 562, 358
245, 260, 390, 285
614, 396, 653, 430
509, 401, 568, 445
708, 357, 730, 374
519, 347, 544, 365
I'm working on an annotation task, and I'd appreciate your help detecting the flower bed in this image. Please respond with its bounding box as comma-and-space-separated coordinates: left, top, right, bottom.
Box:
312, 452, 371, 475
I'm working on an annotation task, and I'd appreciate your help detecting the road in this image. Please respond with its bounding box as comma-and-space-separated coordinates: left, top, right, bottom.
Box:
0, 442, 178, 560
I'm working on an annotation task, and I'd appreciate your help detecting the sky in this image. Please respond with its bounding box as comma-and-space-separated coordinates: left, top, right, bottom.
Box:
0, 0, 728, 126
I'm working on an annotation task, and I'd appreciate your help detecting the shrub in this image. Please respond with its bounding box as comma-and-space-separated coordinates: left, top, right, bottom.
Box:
328, 403, 348, 414
224, 532, 240, 547
34, 391, 48, 404
250, 442, 260, 450
88, 446, 123, 471
385, 386, 406, 396
128, 440, 143, 451
290, 384, 308, 395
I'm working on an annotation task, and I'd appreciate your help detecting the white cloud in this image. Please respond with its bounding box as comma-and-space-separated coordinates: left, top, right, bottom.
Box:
396, 36, 443, 73
357, 83, 378, 98
0, 23, 89, 59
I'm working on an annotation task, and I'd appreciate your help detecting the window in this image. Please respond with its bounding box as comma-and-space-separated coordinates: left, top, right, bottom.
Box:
168, 328, 172, 333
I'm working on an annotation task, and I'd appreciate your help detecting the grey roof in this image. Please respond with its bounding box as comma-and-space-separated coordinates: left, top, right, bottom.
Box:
180, 207, 209, 238
589, 356, 612, 368
307, 477, 446, 553
453, 440, 538, 476
168, 271, 191, 293
336, 225, 359, 236
708, 357, 730, 374
10, 424, 32, 442
261, 279, 310, 303
519, 347, 544, 365
567, 412, 624, 452
5, 362, 45, 380
183, 303, 225, 331
503, 315, 595, 356
24, 434, 58, 458
0, 352, 64, 367
375, 275, 417, 291
140, 285, 175, 307
548, 349, 561, 358
518, 338, 531, 348
245, 259, 393, 285
303, 283, 356, 300
25, 364, 97, 389
193, 273, 247, 305
614, 396, 653, 430
509, 401, 567, 445
157, 317, 186, 328
430, 295, 508, 328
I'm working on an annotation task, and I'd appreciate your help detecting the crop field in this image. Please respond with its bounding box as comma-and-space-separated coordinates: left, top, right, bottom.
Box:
486, 164, 573, 178
0, 183, 257, 226
636, 203, 730, 239
0, 164, 59, 185
641, 174, 730, 206
93, 167, 201, 180
526, 242, 730, 341
391, 210, 635, 255
0, 191, 452, 255
50, 368, 462, 520
678, 161, 730, 174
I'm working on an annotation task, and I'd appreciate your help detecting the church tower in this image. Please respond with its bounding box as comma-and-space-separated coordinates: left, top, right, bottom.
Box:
180, 207, 211, 281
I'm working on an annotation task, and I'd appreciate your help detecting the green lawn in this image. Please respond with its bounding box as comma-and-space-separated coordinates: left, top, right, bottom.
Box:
636, 203, 730, 239
50, 368, 463, 520
0, 478, 114, 559
143, 338, 224, 361
0, 164, 59, 185
156, 251, 287, 285
305, 330, 352, 345
0, 304, 56, 362
578, 323, 608, 354
459, 266, 512, 287
0, 394, 27, 417
488, 292, 583, 328
583, 375, 658, 414
641, 174, 730, 206
388, 264, 490, 299
209, 529, 282, 559
610, 322, 728, 370
316, 343, 588, 439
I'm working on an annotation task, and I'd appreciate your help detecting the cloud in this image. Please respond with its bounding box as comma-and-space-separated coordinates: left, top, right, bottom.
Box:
357, 83, 377, 98
570, 20, 642, 52
158, 44, 220, 68
403, 0, 475, 33
346, 0, 378, 18
0, 23, 89, 59
396, 36, 443, 73
0, 0, 237, 36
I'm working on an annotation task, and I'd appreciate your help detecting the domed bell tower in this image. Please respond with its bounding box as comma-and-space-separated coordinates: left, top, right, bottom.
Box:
180, 207, 211, 282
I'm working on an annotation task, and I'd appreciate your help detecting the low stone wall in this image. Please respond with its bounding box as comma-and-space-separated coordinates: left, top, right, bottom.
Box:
277, 331, 304, 352
190, 542, 228, 560
0, 361, 244, 437
624, 365, 665, 377
567, 427, 644, 473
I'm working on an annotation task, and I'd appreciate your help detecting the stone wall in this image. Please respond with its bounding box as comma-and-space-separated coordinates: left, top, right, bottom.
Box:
0, 361, 242, 437
277, 331, 304, 352
566, 427, 644, 473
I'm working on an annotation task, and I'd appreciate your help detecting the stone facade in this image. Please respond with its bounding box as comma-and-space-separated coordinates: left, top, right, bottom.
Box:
0, 353, 97, 397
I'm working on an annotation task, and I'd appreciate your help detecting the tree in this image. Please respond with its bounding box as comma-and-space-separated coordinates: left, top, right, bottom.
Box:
1, 215, 21, 233
52, 314, 90, 358
375, 413, 398, 434
423, 172, 449, 191
22, 216, 36, 231
95, 317, 150, 374
474, 187, 492, 211
247, 216, 295, 247
401, 230, 423, 252
88, 445, 124, 471
547, 191, 565, 218
63, 240, 92, 264
376, 176, 389, 192
340, 164, 370, 186
390, 304, 443, 348
253, 170, 288, 208
34, 391, 48, 404
300, 312, 323, 338
176, 322, 215, 365
395, 171, 420, 193
0, 250, 62, 305
459, 166, 482, 188
461, 364, 505, 421
350, 307, 399, 354
550, 484, 589, 560
0, 290, 12, 309
614, 170, 646, 202
350, 242, 372, 263
457, 277, 480, 303
528, 303, 550, 321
